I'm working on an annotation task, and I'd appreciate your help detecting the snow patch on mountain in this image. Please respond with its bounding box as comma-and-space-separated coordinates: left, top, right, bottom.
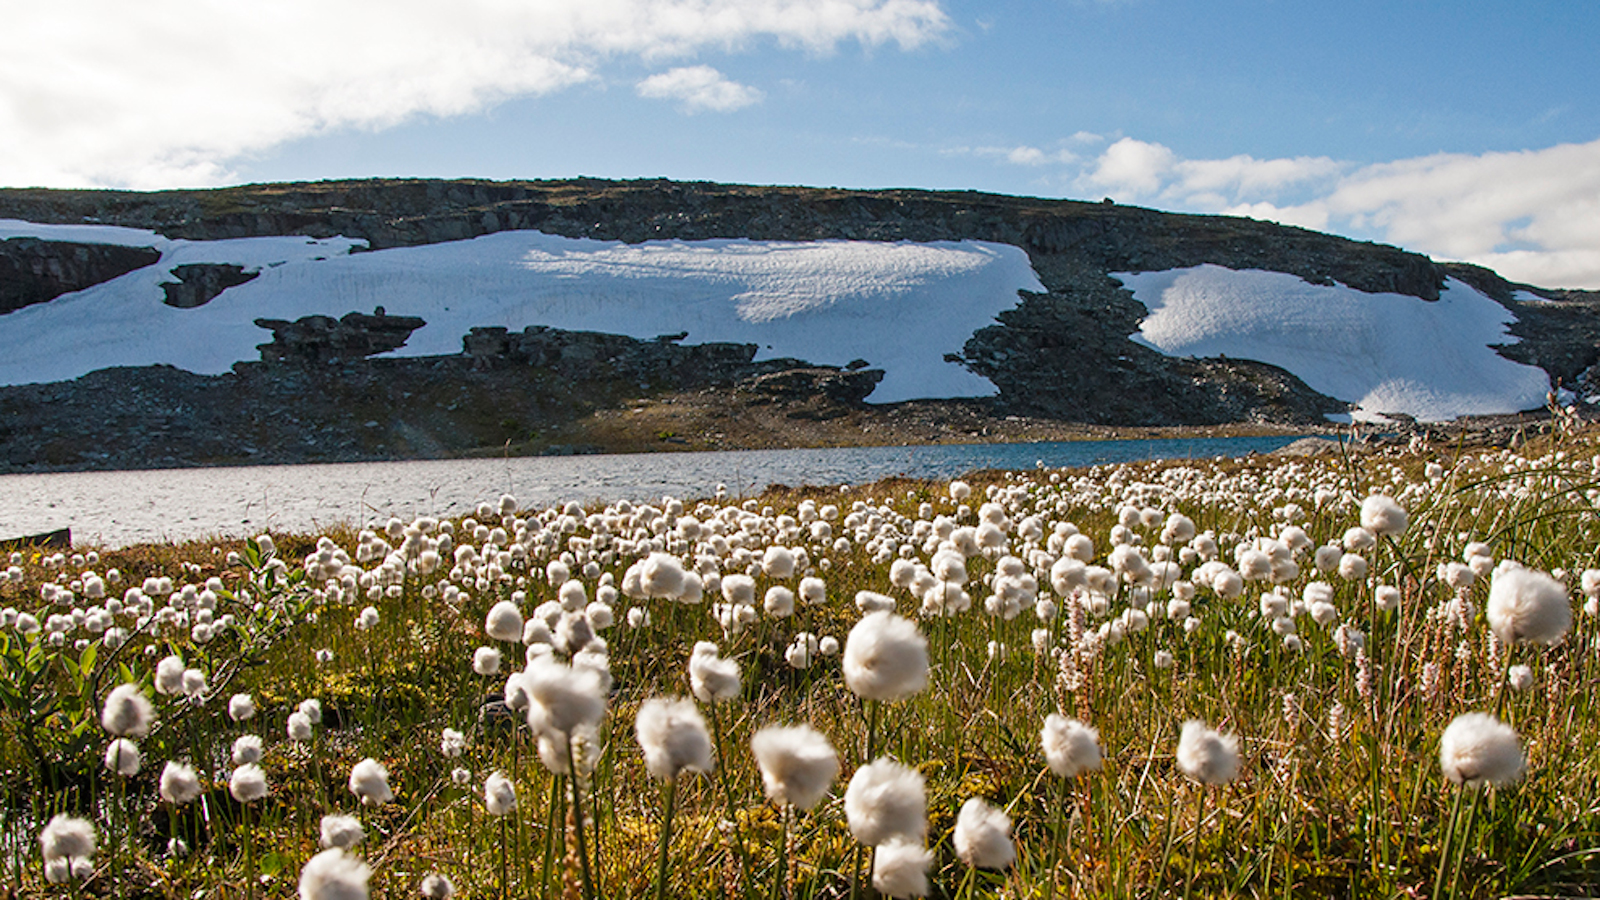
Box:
1116, 265, 1551, 422
0, 223, 1045, 402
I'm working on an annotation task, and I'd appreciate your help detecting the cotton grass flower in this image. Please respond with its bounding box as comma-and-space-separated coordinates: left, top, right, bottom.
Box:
105, 738, 141, 776
687, 642, 741, 703
473, 646, 502, 676
843, 611, 928, 702
1360, 494, 1408, 535
873, 837, 932, 898
635, 697, 713, 781
101, 682, 155, 738
233, 734, 264, 765
228, 692, 256, 722
230, 763, 268, 802
1487, 561, 1572, 646
298, 848, 371, 900
1176, 720, 1241, 785
319, 814, 365, 850
845, 758, 926, 846
485, 600, 523, 642
954, 797, 1016, 870
524, 659, 607, 737
155, 655, 185, 695
348, 758, 393, 806
288, 710, 314, 741
39, 813, 96, 862
750, 724, 839, 811
419, 873, 456, 900
1041, 714, 1102, 778
1439, 712, 1524, 787
484, 772, 517, 815
160, 761, 202, 804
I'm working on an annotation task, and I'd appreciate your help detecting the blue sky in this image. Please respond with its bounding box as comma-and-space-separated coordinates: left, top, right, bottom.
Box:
4, 0, 1598, 286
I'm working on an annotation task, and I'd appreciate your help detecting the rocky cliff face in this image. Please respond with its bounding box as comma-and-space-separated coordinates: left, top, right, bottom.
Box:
0, 178, 1592, 469
0, 237, 160, 314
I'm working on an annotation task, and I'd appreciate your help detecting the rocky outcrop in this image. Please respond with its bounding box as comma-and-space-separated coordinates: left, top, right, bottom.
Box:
0, 237, 160, 314
161, 263, 258, 308
742, 367, 885, 407
254, 310, 426, 364
463, 325, 784, 388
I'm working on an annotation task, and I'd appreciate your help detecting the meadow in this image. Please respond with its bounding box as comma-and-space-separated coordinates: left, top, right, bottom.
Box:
3, 430, 1599, 899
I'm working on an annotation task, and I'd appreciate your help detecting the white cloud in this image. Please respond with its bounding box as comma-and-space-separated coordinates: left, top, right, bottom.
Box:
1072, 136, 1600, 289
0, 0, 950, 188
944, 144, 1078, 166
637, 66, 763, 112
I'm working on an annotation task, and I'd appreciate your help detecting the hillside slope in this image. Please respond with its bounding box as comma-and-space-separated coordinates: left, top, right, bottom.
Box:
0, 178, 1596, 470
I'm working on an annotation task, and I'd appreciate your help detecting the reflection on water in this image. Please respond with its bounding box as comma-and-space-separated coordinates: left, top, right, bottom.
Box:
0, 436, 1311, 547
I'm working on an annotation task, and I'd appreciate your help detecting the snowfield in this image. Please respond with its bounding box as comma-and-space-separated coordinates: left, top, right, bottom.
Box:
0, 222, 1045, 402
1116, 265, 1551, 422
0, 221, 1558, 420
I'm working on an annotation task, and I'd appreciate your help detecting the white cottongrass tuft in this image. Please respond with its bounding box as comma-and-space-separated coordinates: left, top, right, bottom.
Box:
298, 847, 371, 900
155, 655, 185, 695
319, 814, 365, 850
39, 813, 96, 862
104, 738, 141, 776
348, 758, 393, 806
288, 711, 314, 742
1176, 720, 1241, 785
524, 660, 608, 737
688, 642, 741, 703
762, 545, 797, 580
873, 837, 932, 898
1439, 712, 1524, 787
845, 758, 926, 846
472, 646, 502, 676
230, 763, 269, 803
954, 797, 1015, 870
160, 761, 202, 804
1360, 494, 1408, 535
101, 683, 155, 738
1041, 713, 1102, 778
228, 693, 256, 722
764, 586, 796, 618
750, 724, 839, 811
419, 873, 456, 900
484, 772, 518, 815
843, 611, 929, 702
232, 734, 264, 765
1487, 561, 1572, 646
638, 552, 687, 599
635, 697, 714, 781
485, 600, 524, 642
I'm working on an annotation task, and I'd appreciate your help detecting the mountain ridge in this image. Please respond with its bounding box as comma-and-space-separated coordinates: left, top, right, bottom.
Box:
0, 178, 1595, 471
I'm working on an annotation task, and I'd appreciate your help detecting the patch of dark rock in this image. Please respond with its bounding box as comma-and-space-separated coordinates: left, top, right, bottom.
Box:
255, 310, 425, 364
742, 367, 884, 407
0, 238, 160, 314
161, 263, 258, 308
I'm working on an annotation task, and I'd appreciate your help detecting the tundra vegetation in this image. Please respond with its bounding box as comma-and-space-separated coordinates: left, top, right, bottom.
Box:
3, 431, 1600, 898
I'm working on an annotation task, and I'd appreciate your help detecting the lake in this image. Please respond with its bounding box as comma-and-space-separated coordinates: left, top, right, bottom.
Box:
0, 435, 1314, 547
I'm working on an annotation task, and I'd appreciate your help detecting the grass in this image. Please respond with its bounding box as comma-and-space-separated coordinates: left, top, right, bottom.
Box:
3, 428, 1600, 898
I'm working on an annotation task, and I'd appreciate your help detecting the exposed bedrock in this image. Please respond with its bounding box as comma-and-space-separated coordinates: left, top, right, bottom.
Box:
0, 237, 160, 314
161, 263, 258, 308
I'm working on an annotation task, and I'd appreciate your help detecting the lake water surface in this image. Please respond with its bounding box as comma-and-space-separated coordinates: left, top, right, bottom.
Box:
0, 436, 1311, 547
